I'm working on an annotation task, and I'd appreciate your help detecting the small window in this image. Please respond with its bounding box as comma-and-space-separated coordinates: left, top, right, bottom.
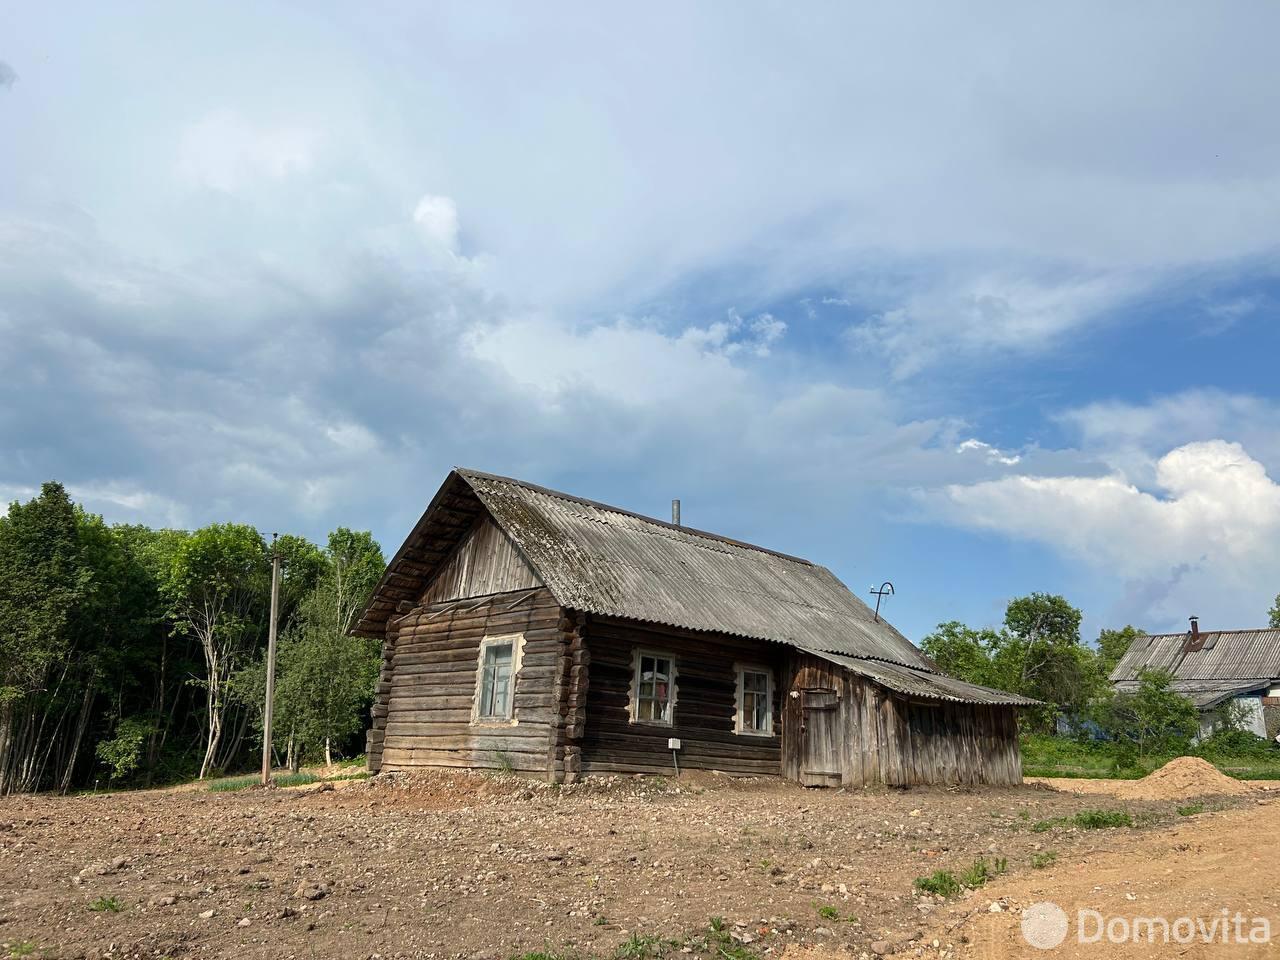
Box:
633, 652, 675, 725
474, 635, 522, 723
736, 666, 773, 736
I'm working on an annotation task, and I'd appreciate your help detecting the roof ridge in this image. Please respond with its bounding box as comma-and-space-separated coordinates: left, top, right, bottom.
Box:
455, 467, 815, 566
1139, 627, 1280, 639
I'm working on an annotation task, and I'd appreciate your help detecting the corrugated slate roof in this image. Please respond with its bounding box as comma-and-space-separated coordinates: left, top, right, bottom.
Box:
814, 651, 1041, 707
462, 469, 935, 669
354, 469, 1043, 706
355, 468, 942, 672
1111, 678, 1271, 709
1110, 629, 1280, 684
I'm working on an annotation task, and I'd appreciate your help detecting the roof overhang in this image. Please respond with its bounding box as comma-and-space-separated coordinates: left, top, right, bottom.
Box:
811, 650, 1041, 708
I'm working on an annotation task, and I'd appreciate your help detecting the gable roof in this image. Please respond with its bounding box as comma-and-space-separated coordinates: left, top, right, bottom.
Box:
1110, 628, 1280, 688
354, 469, 1036, 706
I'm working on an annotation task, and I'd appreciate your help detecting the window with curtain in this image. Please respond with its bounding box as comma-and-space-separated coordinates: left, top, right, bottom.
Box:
633, 653, 675, 724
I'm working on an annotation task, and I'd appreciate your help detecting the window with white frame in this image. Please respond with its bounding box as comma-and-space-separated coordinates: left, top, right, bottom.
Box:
473, 634, 522, 722
736, 665, 773, 735
632, 652, 675, 724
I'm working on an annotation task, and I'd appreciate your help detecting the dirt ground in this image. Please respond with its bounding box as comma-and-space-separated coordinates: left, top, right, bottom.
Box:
0, 767, 1275, 960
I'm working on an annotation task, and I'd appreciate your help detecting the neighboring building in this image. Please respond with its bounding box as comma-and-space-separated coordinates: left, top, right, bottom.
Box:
352, 469, 1036, 787
1109, 619, 1280, 739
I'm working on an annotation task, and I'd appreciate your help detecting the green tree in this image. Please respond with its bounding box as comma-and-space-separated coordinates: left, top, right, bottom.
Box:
1096, 625, 1144, 677
990, 593, 1098, 731
165, 524, 268, 779
0, 483, 87, 792
234, 528, 384, 769
1095, 668, 1199, 756
920, 621, 999, 687
1269, 594, 1279, 629
107, 525, 195, 784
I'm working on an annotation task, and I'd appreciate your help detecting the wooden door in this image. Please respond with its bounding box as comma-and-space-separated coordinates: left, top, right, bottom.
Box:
799, 688, 842, 787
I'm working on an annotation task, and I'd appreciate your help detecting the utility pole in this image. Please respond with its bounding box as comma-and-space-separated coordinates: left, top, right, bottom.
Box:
261, 534, 282, 786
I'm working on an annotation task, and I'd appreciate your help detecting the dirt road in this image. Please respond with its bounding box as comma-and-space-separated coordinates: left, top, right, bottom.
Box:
0, 770, 1272, 959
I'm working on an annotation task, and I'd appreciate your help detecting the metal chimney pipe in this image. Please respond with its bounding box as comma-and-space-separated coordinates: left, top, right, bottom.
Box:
671, 499, 681, 527
1189, 616, 1200, 639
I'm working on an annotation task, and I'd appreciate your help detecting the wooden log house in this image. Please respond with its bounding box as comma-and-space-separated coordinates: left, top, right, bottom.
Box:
351, 470, 1036, 787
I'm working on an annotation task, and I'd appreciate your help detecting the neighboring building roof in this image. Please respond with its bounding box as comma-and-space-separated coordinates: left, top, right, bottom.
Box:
1111, 678, 1271, 710
1110, 628, 1280, 684
815, 651, 1041, 707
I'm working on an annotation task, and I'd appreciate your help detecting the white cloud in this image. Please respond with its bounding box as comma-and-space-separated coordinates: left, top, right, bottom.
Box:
10, 4, 1280, 378
1202, 295, 1264, 335
177, 110, 318, 193
956, 438, 1021, 466
850, 271, 1141, 378
413, 194, 460, 253
1057, 390, 1280, 484
0, 483, 36, 517
68, 483, 189, 529
924, 440, 1280, 628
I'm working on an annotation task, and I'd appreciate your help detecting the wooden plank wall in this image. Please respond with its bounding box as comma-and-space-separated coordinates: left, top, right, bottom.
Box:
419, 513, 542, 605
783, 653, 1022, 787
376, 587, 563, 774
579, 617, 785, 777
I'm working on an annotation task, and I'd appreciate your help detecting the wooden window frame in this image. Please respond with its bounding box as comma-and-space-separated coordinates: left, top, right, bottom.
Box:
629, 649, 678, 727
471, 632, 525, 726
734, 663, 774, 737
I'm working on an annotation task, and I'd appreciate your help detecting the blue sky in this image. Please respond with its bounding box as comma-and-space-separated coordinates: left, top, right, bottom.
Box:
3, 3, 1280, 642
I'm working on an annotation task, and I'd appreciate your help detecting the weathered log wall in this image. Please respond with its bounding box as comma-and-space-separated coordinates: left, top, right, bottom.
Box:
781, 653, 1022, 787
367, 511, 552, 775
578, 617, 785, 777
372, 587, 562, 774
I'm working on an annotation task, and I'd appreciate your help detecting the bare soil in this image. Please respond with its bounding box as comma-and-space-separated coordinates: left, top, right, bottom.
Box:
0, 768, 1274, 959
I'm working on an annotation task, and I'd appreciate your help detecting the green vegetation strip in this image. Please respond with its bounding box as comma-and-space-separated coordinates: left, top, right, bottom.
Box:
511, 918, 768, 960
914, 856, 1008, 898
1033, 808, 1133, 832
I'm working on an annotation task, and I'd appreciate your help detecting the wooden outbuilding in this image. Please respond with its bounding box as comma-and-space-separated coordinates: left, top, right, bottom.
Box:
351, 470, 1035, 786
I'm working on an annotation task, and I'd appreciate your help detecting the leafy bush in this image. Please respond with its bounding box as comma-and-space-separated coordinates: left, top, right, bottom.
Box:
88, 896, 124, 913
959, 857, 1007, 888
1195, 728, 1276, 761
95, 716, 156, 783
1072, 809, 1132, 829
613, 934, 666, 959
1094, 669, 1198, 757
913, 870, 962, 897
1110, 742, 1141, 777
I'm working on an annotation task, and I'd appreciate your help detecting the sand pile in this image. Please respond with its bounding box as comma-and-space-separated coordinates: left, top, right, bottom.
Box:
1117, 756, 1255, 801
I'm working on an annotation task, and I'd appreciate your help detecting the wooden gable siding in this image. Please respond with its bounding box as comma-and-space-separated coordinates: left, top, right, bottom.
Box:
781, 653, 1021, 787
578, 617, 784, 777
418, 512, 543, 606
374, 587, 563, 775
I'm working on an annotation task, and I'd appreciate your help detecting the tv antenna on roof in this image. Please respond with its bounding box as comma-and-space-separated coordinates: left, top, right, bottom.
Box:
869, 581, 895, 622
